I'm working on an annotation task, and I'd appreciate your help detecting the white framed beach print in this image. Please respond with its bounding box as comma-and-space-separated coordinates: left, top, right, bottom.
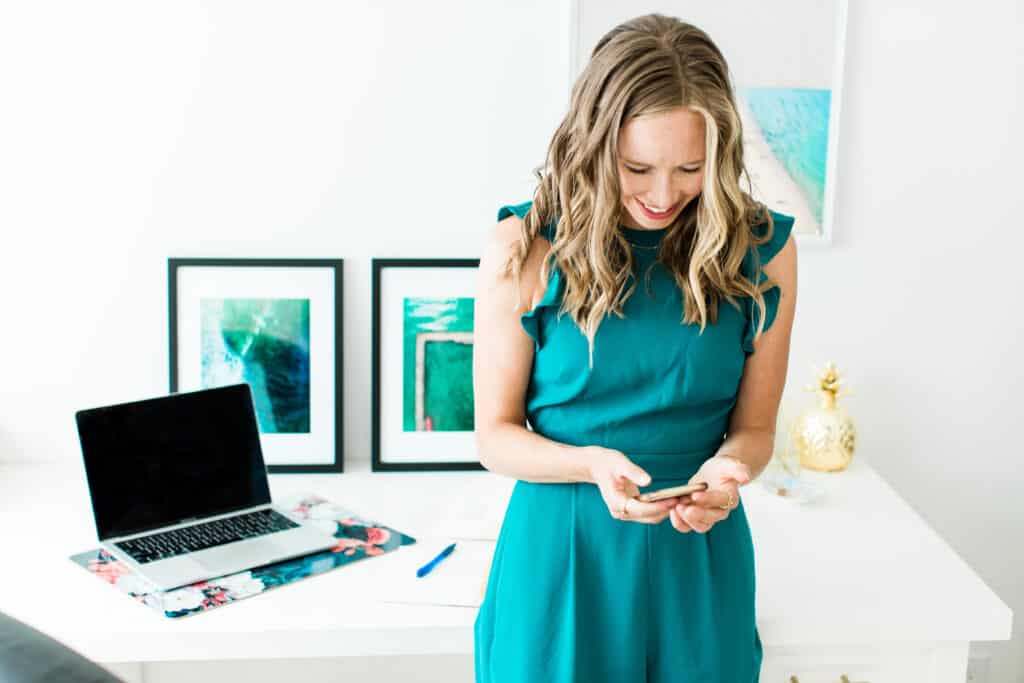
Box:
569, 0, 848, 244
168, 258, 345, 473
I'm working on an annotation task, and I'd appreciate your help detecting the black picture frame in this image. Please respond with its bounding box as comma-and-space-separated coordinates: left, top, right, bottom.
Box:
371, 258, 483, 472
168, 257, 344, 473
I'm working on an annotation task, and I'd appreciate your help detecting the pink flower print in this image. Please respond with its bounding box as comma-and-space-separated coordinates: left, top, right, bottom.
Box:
89, 559, 130, 584
365, 545, 384, 556
201, 588, 230, 608
293, 496, 327, 518
365, 527, 391, 545
330, 537, 366, 554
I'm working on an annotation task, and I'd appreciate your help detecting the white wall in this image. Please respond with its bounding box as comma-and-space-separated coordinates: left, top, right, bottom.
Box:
0, 0, 568, 458
1, 1, 1021, 681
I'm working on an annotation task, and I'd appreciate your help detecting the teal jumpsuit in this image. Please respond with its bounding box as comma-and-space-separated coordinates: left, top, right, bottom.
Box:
474, 200, 795, 683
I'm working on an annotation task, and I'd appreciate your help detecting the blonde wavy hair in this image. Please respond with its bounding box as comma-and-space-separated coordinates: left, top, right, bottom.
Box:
504, 13, 780, 369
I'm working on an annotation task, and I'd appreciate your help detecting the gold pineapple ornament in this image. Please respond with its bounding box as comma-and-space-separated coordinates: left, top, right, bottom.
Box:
794, 361, 856, 472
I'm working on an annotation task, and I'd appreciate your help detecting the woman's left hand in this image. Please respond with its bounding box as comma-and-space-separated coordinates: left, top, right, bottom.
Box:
668, 454, 752, 534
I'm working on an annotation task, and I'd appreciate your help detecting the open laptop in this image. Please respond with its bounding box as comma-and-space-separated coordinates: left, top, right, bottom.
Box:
75, 383, 338, 592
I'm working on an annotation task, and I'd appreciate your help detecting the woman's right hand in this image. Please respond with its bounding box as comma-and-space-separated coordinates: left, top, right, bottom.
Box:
584, 446, 681, 525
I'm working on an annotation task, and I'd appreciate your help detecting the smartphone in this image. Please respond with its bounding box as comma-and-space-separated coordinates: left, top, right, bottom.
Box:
635, 481, 708, 503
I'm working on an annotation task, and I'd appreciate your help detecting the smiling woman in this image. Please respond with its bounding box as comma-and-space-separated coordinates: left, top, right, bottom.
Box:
617, 107, 707, 227
472, 12, 796, 683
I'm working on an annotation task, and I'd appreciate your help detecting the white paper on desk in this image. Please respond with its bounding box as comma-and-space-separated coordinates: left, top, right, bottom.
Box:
422, 480, 514, 540
373, 537, 495, 608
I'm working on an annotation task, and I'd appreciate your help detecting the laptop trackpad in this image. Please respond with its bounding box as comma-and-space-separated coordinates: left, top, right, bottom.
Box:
197, 539, 289, 575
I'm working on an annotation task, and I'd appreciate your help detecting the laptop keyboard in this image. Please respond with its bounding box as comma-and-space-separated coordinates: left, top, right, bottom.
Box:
113, 509, 301, 565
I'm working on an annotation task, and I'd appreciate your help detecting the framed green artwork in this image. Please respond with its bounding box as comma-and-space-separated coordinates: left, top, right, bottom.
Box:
371, 258, 481, 472
168, 258, 344, 473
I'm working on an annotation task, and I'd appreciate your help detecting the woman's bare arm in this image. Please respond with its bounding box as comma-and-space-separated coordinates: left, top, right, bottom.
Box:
472, 214, 595, 484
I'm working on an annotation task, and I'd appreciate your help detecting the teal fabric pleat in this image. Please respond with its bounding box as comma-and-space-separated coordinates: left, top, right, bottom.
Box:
475, 201, 794, 682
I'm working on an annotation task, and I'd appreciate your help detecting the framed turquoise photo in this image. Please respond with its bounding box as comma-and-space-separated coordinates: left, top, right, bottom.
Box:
168, 258, 344, 473
371, 258, 481, 472
570, 0, 848, 244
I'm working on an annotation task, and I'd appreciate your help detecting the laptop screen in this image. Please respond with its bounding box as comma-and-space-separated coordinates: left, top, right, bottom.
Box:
76, 383, 273, 540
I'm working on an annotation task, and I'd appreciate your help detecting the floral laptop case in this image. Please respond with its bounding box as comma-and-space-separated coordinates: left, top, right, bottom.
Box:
69, 494, 417, 618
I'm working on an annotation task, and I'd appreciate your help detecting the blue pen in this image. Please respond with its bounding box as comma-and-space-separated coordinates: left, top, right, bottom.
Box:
416, 542, 457, 578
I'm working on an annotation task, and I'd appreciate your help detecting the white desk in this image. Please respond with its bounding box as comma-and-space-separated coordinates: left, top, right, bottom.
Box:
0, 455, 1011, 682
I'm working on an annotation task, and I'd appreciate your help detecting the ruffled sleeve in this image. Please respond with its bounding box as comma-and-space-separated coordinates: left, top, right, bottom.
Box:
497, 200, 533, 224
741, 210, 795, 354
496, 201, 561, 352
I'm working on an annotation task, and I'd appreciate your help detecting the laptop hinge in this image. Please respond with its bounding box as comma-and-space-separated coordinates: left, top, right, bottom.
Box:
104, 502, 274, 544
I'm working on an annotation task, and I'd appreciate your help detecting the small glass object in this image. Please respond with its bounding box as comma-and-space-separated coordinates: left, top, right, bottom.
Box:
759, 402, 824, 504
